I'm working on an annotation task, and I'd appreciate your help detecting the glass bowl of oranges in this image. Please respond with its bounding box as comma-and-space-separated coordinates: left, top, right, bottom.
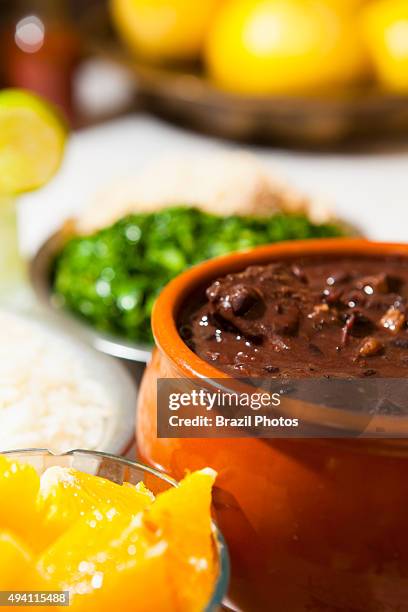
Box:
0, 449, 229, 612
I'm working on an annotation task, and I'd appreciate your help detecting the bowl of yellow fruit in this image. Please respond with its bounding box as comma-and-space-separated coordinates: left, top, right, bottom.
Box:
0, 449, 229, 611
81, 0, 408, 146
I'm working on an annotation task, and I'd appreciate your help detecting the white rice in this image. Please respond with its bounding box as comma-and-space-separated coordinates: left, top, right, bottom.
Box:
0, 311, 114, 453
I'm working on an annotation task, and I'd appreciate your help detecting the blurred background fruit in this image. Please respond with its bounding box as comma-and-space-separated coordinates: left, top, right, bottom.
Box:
0, 89, 67, 196
362, 0, 408, 93
3, 0, 406, 145
205, 0, 370, 95
110, 0, 221, 63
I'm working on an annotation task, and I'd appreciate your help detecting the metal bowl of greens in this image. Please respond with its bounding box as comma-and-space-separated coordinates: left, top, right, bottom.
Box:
30, 206, 348, 363
30, 226, 152, 363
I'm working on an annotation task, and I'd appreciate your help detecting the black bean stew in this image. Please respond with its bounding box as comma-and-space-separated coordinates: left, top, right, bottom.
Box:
181, 256, 408, 378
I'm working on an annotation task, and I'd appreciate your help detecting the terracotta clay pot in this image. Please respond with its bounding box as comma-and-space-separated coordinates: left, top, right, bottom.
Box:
138, 239, 408, 612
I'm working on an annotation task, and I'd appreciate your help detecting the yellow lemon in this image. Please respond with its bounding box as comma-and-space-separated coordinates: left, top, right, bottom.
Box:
205, 0, 369, 95
110, 0, 221, 62
362, 0, 408, 93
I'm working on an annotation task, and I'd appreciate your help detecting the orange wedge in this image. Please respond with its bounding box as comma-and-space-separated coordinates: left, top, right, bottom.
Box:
0, 458, 218, 612
0, 456, 42, 550
38, 469, 218, 612
38, 506, 176, 612
145, 468, 218, 611
0, 531, 33, 589
37, 466, 154, 547
0, 531, 41, 612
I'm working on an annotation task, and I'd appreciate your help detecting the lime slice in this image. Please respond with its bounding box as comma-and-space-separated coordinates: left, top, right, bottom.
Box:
0, 89, 67, 195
